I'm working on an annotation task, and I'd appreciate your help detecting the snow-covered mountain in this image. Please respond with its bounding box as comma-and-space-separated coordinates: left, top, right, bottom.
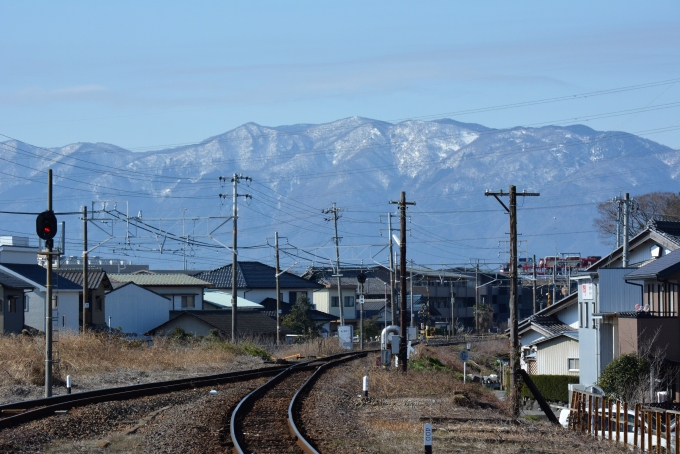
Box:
0, 117, 677, 270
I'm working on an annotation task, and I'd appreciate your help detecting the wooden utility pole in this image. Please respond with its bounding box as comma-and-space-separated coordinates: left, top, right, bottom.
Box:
390, 191, 415, 373
475, 261, 479, 333
486, 186, 539, 418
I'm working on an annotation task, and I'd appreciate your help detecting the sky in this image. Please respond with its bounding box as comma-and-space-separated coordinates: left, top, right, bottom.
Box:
1, 1, 679, 151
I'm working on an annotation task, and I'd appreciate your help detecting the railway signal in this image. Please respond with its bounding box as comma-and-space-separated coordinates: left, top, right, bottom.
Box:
36, 210, 58, 247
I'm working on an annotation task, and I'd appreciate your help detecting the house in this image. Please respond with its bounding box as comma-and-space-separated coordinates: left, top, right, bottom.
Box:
108, 273, 213, 310
55, 268, 113, 328
258, 297, 339, 336
518, 292, 579, 375
0, 263, 82, 332
147, 310, 293, 340
104, 282, 171, 335
619, 247, 680, 400
576, 220, 680, 389
203, 290, 264, 311
0, 269, 33, 334
194, 261, 323, 310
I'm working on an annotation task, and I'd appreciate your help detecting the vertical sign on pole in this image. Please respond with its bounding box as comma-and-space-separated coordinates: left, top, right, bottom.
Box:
424, 423, 433, 454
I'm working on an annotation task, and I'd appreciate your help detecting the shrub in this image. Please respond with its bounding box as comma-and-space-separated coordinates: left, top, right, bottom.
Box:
520, 374, 579, 403
597, 353, 650, 402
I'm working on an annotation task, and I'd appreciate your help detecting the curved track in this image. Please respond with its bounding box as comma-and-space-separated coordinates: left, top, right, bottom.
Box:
0, 365, 288, 429
231, 352, 370, 454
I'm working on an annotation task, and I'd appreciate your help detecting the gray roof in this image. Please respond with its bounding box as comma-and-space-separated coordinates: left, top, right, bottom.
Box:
0, 263, 81, 290
524, 315, 576, 338
518, 292, 577, 331
195, 261, 323, 290
109, 273, 213, 287
56, 269, 113, 291
532, 330, 579, 346
0, 270, 34, 289
625, 248, 680, 280
148, 310, 294, 337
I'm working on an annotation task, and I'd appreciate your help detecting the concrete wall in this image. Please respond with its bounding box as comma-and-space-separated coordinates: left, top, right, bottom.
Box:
105, 284, 172, 335
537, 337, 579, 375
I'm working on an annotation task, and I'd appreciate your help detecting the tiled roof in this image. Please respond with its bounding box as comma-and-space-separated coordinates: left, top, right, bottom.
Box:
0, 263, 81, 290
149, 310, 293, 337
518, 292, 577, 330
529, 315, 576, 337
194, 261, 323, 290
258, 297, 339, 322
0, 270, 33, 289
625, 248, 680, 280
109, 274, 213, 287
56, 269, 113, 291
532, 330, 579, 346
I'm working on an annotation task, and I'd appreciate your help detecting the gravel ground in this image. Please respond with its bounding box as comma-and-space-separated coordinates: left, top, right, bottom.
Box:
0, 355, 630, 453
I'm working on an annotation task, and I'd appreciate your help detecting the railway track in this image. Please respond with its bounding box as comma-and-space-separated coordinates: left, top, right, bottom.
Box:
230, 351, 371, 454
0, 365, 289, 429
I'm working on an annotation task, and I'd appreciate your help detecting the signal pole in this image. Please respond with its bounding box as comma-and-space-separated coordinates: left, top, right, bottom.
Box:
43, 170, 55, 397
219, 174, 251, 343
323, 203, 344, 325
390, 191, 415, 373
486, 186, 539, 417
275, 231, 281, 345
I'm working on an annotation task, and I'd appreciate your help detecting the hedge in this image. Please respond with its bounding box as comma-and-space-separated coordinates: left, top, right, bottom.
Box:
520, 374, 580, 403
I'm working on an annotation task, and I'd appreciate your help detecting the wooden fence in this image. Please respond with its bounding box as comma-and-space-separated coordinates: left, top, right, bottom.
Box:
568, 390, 680, 453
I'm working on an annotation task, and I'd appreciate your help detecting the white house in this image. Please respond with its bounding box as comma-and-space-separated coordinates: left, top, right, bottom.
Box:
104, 282, 171, 335
108, 273, 213, 310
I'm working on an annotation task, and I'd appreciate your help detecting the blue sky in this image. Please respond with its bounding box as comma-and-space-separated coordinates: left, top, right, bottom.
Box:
1, 1, 679, 150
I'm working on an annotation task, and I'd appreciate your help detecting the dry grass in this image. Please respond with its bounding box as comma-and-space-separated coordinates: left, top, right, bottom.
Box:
0, 332, 269, 388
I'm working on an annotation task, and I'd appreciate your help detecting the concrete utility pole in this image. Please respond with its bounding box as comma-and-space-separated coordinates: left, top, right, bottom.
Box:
219, 174, 252, 343
275, 231, 281, 345
623, 192, 630, 267
410, 261, 414, 328
323, 203, 344, 325
486, 186, 539, 418
390, 191, 415, 373
387, 213, 396, 326
82, 206, 88, 333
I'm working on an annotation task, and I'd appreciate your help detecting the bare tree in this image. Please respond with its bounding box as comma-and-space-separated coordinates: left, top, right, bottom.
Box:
594, 192, 680, 246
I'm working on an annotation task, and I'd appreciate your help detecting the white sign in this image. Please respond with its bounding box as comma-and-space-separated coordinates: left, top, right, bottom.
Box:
424, 423, 433, 446
359, 294, 364, 304
581, 283, 594, 300
338, 325, 354, 350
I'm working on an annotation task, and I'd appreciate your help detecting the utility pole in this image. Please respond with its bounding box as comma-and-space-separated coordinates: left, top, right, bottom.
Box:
449, 280, 454, 335
275, 231, 281, 345
532, 254, 537, 314
388, 214, 396, 326
390, 191, 415, 373
219, 174, 252, 343
486, 186, 539, 418
45, 170, 54, 397
323, 203, 344, 325
623, 192, 630, 267
83, 206, 88, 333
475, 261, 479, 333
410, 260, 414, 328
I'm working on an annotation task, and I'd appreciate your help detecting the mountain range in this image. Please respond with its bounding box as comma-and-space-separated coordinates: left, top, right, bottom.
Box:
0, 117, 678, 271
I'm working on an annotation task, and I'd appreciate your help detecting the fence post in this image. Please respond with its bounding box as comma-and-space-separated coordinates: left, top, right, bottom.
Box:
616, 400, 620, 443
588, 394, 593, 434
657, 412, 662, 454
608, 398, 613, 440
601, 397, 607, 438
594, 396, 599, 435
634, 404, 639, 449
648, 411, 653, 451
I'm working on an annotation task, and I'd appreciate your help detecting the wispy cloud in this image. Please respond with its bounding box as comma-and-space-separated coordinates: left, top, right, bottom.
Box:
1, 84, 107, 104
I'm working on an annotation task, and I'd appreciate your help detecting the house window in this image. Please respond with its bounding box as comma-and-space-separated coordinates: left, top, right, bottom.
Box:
289, 291, 297, 304
344, 296, 355, 307
331, 296, 339, 307
24, 295, 28, 312
52, 295, 58, 310
8, 296, 17, 313
568, 358, 580, 371
181, 295, 195, 308
95, 296, 103, 312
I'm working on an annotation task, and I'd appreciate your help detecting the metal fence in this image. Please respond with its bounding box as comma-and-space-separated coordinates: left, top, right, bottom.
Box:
568, 390, 680, 453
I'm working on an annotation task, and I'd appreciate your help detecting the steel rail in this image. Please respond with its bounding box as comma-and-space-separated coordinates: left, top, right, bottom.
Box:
0, 364, 289, 429
230, 351, 375, 454
288, 351, 370, 454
